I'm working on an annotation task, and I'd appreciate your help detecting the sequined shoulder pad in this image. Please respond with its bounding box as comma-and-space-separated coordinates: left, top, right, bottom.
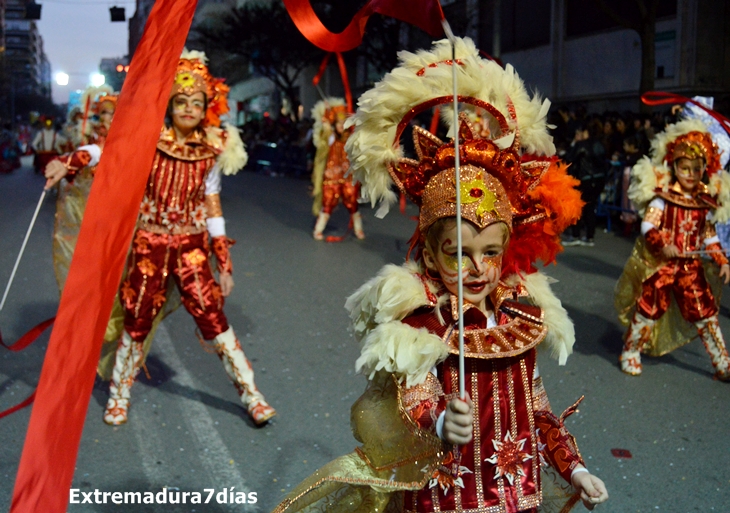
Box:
499, 300, 544, 324
654, 188, 714, 210
203, 126, 226, 155
443, 301, 547, 360
156, 129, 218, 161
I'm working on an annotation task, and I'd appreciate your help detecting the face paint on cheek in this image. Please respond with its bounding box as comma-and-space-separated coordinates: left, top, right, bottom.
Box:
481, 255, 502, 283
442, 253, 469, 272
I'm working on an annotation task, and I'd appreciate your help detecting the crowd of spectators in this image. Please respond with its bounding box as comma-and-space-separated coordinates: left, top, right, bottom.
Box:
549, 106, 679, 244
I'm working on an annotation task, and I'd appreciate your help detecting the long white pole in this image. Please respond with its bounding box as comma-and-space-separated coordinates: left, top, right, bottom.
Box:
441, 20, 466, 400
0, 189, 47, 312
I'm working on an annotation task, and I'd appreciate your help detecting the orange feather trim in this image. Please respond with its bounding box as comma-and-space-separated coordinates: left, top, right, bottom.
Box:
528, 161, 584, 236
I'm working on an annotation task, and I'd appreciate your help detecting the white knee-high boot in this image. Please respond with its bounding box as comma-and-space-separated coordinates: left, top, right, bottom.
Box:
696, 315, 730, 382
213, 327, 276, 424
104, 331, 144, 425
620, 311, 655, 375
313, 212, 330, 240
351, 211, 365, 240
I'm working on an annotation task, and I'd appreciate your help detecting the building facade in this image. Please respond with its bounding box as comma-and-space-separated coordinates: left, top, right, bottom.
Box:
439, 0, 730, 112
1, 0, 51, 99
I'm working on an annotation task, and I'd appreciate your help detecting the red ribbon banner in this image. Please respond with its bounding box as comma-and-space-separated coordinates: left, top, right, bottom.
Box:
283, 0, 445, 53
9, 0, 200, 511
335, 52, 354, 113
641, 91, 730, 136
312, 53, 331, 86
0, 317, 55, 419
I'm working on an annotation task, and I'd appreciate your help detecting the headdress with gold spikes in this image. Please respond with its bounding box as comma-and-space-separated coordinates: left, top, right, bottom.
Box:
171, 49, 230, 127
628, 119, 730, 221
346, 36, 583, 275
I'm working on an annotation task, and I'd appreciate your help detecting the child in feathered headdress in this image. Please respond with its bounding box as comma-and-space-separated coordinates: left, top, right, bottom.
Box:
44, 49, 277, 426
272, 37, 607, 513
615, 119, 730, 381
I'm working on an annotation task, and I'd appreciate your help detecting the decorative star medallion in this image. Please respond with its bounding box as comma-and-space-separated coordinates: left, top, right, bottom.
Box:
484, 431, 533, 485
456, 177, 497, 222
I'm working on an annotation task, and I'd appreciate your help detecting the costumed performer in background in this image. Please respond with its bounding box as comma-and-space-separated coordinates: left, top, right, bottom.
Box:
273, 38, 607, 513
32, 116, 63, 173
44, 50, 277, 426
615, 119, 730, 381
311, 101, 365, 240
48, 86, 118, 291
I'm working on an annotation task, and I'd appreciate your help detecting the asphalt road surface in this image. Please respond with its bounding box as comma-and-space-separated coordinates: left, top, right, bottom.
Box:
1, 160, 728, 513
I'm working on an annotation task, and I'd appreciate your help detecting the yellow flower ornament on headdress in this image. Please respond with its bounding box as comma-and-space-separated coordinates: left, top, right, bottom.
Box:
345, 37, 584, 275
170, 49, 230, 127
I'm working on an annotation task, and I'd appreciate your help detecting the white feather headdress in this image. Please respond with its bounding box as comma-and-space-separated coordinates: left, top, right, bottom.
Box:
345, 37, 554, 218
311, 97, 346, 150
628, 119, 730, 220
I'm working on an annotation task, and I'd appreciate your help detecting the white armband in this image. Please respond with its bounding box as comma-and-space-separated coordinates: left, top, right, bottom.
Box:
77, 144, 102, 167
206, 216, 226, 237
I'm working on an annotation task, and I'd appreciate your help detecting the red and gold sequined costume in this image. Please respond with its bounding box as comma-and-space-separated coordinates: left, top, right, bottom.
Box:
273, 37, 598, 513
398, 295, 583, 513
52, 91, 117, 291
616, 121, 730, 380
60, 51, 276, 426
311, 101, 364, 240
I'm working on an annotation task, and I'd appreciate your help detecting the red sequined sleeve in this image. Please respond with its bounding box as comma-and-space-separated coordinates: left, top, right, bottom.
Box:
55, 150, 92, 181
706, 242, 729, 267
643, 227, 667, 255
401, 373, 446, 436
533, 398, 585, 484
211, 236, 235, 275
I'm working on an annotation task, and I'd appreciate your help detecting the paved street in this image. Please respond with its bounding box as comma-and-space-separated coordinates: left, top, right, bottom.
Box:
0, 161, 728, 513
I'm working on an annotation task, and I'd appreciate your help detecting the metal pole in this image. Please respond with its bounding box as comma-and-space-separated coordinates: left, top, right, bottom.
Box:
0, 189, 47, 312
441, 20, 466, 400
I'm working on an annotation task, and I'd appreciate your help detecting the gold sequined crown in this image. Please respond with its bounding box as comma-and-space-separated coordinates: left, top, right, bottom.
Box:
390, 112, 551, 233
667, 131, 720, 175
170, 55, 230, 128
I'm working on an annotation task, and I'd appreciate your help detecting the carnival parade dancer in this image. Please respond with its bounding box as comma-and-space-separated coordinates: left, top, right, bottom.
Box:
48, 87, 118, 291
273, 38, 607, 513
44, 50, 276, 426
310, 99, 365, 240
32, 116, 63, 173
615, 119, 730, 381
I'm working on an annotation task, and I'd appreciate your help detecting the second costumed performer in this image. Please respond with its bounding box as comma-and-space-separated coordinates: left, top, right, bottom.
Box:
310, 98, 365, 240
615, 119, 730, 381
272, 38, 607, 513
45, 50, 276, 426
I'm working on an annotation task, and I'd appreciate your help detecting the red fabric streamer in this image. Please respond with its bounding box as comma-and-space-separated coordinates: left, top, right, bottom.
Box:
0, 317, 54, 420
283, 0, 445, 53
335, 52, 354, 113
0, 317, 55, 352
0, 392, 35, 420
9, 0, 199, 511
312, 53, 331, 86
641, 91, 730, 136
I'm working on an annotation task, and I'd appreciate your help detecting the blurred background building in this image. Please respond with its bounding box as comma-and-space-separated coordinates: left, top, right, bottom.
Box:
0, 0, 52, 121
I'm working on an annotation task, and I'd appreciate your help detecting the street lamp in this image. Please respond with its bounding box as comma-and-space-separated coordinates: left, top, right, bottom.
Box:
55, 72, 69, 86
90, 73, 106, 87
